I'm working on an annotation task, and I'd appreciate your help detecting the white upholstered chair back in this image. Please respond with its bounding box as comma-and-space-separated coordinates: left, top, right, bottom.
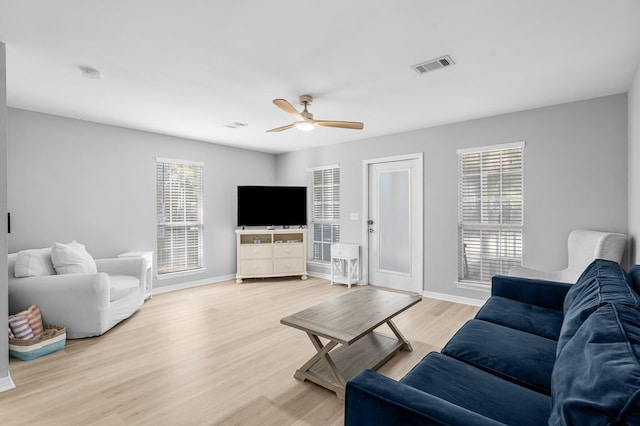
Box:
566, 230, 626, 271
508, 229, 627, 283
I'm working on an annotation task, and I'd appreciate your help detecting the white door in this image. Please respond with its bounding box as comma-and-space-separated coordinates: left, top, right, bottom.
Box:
365, 155, 423, 293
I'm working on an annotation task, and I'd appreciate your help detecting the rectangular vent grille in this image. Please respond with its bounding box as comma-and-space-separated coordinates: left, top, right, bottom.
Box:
224, 122, 248, 129
411, 55, 455, 75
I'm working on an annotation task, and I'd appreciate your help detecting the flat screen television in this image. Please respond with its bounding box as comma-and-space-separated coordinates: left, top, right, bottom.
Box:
237, 185, 307, 227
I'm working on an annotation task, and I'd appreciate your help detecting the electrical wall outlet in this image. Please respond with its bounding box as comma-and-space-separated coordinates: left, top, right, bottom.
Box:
350, 213, 359, 221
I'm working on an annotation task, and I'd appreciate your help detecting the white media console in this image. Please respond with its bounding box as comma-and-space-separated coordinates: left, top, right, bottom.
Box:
235, 228, 308, 283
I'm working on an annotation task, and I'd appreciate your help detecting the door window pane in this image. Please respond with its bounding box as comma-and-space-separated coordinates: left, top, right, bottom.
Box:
378, 170, 411, 274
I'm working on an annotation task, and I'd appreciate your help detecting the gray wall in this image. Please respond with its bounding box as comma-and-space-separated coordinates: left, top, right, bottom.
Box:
0, 43, 10, 390
629, 64, 640, 264
276, 94, 629, 301
4, 92, 631, 303
7, 109, 276, 289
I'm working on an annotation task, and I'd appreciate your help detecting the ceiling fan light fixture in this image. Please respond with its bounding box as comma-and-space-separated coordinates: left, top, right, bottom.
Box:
295, 121, 314, 131
267, 96, 363, 133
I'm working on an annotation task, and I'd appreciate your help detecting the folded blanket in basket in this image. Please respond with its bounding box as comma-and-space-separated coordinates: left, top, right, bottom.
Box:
9, 325, 66, 361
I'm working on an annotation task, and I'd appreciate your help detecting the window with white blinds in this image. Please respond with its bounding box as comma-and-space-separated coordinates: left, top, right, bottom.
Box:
309, 165, 340, 263
156, 158, 204, 275
457, 142, 524, 284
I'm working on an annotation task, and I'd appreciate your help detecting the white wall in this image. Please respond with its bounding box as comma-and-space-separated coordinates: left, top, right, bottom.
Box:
277, 94, 629, 301
629, 64, 640, 264
0, 42, 12, 392
7, 109, 276, 290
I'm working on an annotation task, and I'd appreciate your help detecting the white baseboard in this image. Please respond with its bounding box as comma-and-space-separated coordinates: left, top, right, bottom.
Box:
455, 280, 491, 292
154, 271, 362, 295
153, 274, 236, 295
151, 271, 486, 308
422, 291, 487, 307
0, 373, 16, 393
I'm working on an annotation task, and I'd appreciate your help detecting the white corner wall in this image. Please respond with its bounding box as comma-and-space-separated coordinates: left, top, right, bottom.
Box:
7, 109, 277, 290
0, 42, 13, 392
276, 94, 628, 302
629, 63, 640, 265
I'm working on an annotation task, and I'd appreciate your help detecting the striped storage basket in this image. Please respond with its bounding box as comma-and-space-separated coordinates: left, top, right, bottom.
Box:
9, 324, 66, 361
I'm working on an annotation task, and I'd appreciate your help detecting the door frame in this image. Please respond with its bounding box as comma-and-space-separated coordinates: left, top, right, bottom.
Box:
361, 153, 424, 292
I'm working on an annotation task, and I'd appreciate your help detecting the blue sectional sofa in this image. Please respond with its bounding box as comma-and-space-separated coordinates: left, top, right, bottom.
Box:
345, 260, 640, 425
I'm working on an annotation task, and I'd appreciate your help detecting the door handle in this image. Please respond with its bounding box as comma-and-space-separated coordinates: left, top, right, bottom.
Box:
368, 220, 374, 225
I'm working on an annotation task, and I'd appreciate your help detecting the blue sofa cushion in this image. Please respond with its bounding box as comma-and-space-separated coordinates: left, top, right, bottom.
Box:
558, 259, 638, 355
475, 296, 564, 340
442, 319, 556, 394
550, 304, 640, 425
400, 352, 551, 426
491, 275, 572, 311
345, 369, 507, 426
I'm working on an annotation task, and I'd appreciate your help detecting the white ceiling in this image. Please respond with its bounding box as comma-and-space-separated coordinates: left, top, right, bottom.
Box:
1, 1, 640, 154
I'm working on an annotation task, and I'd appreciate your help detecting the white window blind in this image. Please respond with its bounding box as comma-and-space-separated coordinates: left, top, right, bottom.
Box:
309, 165, 340, 262
458, 143, 524, 283
156, 158, 204, 275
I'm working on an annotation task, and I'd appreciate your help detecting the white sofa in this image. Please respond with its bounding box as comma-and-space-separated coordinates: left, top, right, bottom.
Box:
8, 252, 146, 339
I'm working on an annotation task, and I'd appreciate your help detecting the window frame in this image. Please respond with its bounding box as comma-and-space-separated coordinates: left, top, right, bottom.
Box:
456, 141, 524, 289
156, 157, 204, 276
307, 164, 340, 264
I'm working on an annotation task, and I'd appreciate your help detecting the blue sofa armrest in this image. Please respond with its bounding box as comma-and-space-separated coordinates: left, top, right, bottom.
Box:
491, 275, 572, 311
345, 370, 506, 426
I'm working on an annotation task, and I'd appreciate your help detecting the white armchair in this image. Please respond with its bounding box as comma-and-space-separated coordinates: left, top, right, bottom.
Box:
8, 252, 146, 339
508, 229, 627, 283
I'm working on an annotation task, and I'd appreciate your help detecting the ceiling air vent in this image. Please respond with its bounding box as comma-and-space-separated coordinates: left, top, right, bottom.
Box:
224, 122, 248, 129
411, 55, 455, 75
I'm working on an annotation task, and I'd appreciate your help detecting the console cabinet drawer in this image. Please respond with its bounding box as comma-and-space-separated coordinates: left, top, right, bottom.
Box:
240, 260, 273, 275
273, 258, 304, 274
273, 244, 304, 258
240, 245, 273, 259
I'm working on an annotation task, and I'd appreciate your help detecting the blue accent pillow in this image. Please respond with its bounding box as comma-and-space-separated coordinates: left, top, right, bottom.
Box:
629, 264, 640, 295
550, 304, 640, 425
558, 259, 638, 355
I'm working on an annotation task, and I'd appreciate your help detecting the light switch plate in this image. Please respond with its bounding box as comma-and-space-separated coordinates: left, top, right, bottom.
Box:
350, 213, 359, 221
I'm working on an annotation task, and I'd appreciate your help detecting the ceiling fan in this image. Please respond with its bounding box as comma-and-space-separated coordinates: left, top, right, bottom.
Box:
267, 95, 364, 132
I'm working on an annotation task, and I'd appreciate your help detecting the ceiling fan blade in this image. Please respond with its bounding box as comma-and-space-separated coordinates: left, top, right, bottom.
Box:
266, 122, 297, 132
273, 99, 304, 120
314, 120, 364, 130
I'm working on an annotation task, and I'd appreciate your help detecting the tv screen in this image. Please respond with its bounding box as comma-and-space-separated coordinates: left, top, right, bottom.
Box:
237, 186, 307, 227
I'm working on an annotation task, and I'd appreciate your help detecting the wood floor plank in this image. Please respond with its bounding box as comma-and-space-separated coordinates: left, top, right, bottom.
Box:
0, 277, 477, 425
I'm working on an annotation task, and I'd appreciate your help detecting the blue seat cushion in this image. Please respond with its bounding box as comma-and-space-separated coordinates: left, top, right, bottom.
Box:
558, 259, 639, 355
476, 296, 564, 340
550, 304, 640, 425
442, 319, 556, 394
346, 370, 511, 425
401, 352, 551, 426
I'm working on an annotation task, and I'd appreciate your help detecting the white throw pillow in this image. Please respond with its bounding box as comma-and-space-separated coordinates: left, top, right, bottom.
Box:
51, 241, 97, 275
14, 248, 56, 278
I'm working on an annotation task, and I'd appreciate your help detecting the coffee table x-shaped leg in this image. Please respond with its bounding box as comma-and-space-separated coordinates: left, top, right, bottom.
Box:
293, 318, 413, 400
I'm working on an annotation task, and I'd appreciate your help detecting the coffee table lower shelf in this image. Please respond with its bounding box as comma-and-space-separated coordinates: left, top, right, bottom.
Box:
294, 331, 406, 399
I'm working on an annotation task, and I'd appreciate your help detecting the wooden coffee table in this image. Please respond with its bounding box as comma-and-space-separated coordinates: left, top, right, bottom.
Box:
280, 287, 421, 399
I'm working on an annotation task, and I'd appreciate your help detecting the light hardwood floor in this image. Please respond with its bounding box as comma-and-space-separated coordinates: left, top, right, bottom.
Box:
0, 277, 478, 425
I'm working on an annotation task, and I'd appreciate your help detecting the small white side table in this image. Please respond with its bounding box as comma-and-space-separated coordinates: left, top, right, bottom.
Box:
331, 244, 360, 288
118, 251, 153, 300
